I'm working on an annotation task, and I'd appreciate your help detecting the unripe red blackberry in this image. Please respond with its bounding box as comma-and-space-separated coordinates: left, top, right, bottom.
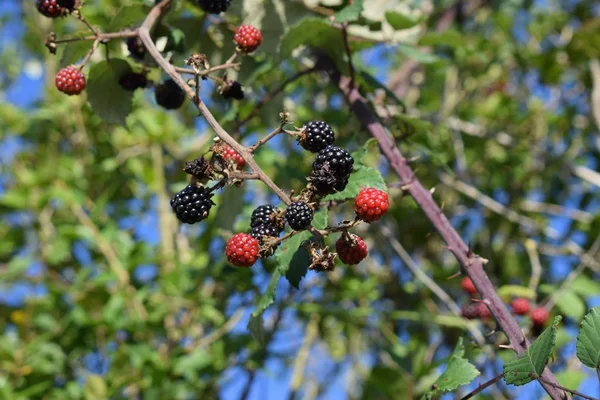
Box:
119, 71, 148, 91
126, 37, 146, 60
55, 66, 86, 95
196, 0, 231, 14
354, 188, 389, 223
234, 25, 262, 53
298, 121, 335, 153
460, 277, 477, 295
222, 81, 244, 100
511, 298, 531, 316
170, 185, 215, 224
285, 201, 313, 231
221, 145, 245, 168
530, 307, 549, 326
336, 234, 368, 265
155, 79, 186, 110
477, 302, 491, 319
225, 233, 259, 267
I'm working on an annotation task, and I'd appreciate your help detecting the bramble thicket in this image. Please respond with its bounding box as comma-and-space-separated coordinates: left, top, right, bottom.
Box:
1, 0, 600, 399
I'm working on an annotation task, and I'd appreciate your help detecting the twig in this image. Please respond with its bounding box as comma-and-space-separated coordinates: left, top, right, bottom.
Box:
519, 200, 593, 224
233, 67, 318, 130
238, 371, 256, 400
193, 309, 244, 349
341, 24, 355, 88
248, 126, 285, 153
461, 373, 504, 400
138, 0, 291, 205
288, 315, 319, 396
542, 236, 600, 310
320, 55, 566, 399
524, 239, 542, 296
538, 376, 598, 400
151, 144, 176, 272
173, 63, 240, 76
76, 11, 100, 37
77, 39, 100, 70
590, 60, 600, 131
54, 30, 138, 44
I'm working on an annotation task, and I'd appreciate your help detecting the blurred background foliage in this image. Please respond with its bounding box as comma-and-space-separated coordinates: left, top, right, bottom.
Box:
1, 0, 600, 398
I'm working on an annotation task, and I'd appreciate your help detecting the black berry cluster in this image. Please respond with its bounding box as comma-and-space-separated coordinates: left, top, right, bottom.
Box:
170, 185, 215, 224
285, 201, 313, 231
298, 121, 335, 153
196, 0, 231, 14
249, 205, 282, 244
310, 145, 354, 196
155, 79, 186, 110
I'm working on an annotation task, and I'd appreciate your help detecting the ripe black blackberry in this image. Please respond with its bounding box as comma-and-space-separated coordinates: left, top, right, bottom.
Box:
119, 71, 148, 91
196, 0, 231, 14
251, 205, 276, 228
126, 37, 146, 60
285, 202, 313, 231
309, 170, 350, 196
57, 0, 76, 8
298, 121, 335, 153
155, 79, 186, 110
222, 81, 244, 100
170, 185, 215, 224
250, 224, 279, 243
312, 145, 354, 178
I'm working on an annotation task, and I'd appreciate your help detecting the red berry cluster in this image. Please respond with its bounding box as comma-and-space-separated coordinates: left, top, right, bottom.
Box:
234, 25, 263, 53
37, 0, 75, 18
55, 66, 87, 95
221, 145, 245, 169
225, 233, 260, 267
354, 188, 389, 222
335, 233, 368, 265
459, 277, 550, 327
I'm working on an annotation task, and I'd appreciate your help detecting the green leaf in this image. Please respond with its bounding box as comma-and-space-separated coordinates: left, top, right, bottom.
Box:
576, 307, 600, 369
285, 245, 310, 289
323, 167, 386, 201
385, 11, 422, 30
60, 41, 92, 68
571, 276, 600, 297
279, 18, 344, 62
87, 59, 134, 125
358, 70, 406, 109
83, 375, 107, 400
312, 208, 328, 230
173, 348, 212, 379
165, 28, 186, 53
248, 270, 282, 344
554, 289, 585, 320
497, 285, 536, 302
397, 44, 439, 64
503, 316, 561, 386
350, 138, 378, 164
334, 0, 364, 23
427, 338, 480, 394
419, 30, 464, 47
